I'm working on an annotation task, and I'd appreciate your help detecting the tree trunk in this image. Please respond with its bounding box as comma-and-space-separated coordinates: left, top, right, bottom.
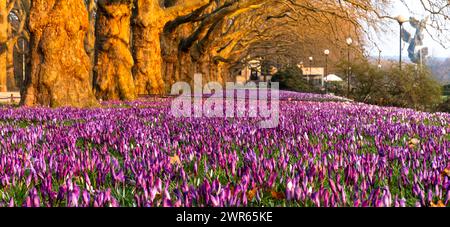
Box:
132, 0, 166, 95
217, 62, 228, 84
169, 24, 196, 85
21, 0, 98, 107
6, 39, 15, 90
0, 0, 7, 92
161, 23, 191, 87
132, 24, 165, 95
197, 55, 212, 84
94, 0, 136, 101
132, 0, 209, 95
85, 0, 97, 86
179, 51, 195, 85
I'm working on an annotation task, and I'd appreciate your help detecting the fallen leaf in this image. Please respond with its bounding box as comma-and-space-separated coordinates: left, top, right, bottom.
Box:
247, 188, 258, 201
169, 155, 181, 166
410, 138, 419, 144
270, 190, 285, 200
430, 200, 445, 207
441, 168, 450, 178
408, 138, 420, 148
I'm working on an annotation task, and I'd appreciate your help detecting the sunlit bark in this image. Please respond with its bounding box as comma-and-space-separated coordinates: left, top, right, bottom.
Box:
21, 0, 98, 107
94, 0, 136, 101
132, 0, 209, 95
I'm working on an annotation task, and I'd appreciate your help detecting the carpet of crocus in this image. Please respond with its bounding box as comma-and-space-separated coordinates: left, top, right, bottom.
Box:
0, 91, 448, 207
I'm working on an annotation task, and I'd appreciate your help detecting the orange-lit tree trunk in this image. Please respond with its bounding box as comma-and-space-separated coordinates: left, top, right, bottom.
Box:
161, 22, 195, 87
0, 0, 8, 92
85, 0, 97, 84
132, 0, 208, 95
6, 36, 15, 90
161, 28, 178, 87
21, 0, 98, 107
94, 0, 135, 101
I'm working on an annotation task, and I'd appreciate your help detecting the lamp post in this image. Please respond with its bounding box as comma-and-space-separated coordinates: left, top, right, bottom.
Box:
308, 56, 313, 83
346, 37, 353, 97
323, 49, 330, 92
396, 15, 409, 71
378, 49, 382, 69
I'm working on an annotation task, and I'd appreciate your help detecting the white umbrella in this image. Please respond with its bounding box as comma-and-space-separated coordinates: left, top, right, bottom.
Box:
325, 74, 343, 82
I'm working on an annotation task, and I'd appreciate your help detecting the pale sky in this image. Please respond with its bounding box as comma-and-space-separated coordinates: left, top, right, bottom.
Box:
367, 0, 450, 58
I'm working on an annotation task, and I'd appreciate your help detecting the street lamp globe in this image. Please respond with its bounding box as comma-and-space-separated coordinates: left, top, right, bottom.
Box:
324, 49, 330, 55
346, 37, 353, 46
395, 15, 409, 24
309, 56, 313, 61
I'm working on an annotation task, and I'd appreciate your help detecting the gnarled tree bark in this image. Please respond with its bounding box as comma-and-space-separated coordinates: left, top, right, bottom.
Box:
6, 36, 15, 90
21, 0, 98, 107
132, 0, 209, 95
94, 0, 136, 101
85, 0, 97, 85
0, 0, 8, 92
